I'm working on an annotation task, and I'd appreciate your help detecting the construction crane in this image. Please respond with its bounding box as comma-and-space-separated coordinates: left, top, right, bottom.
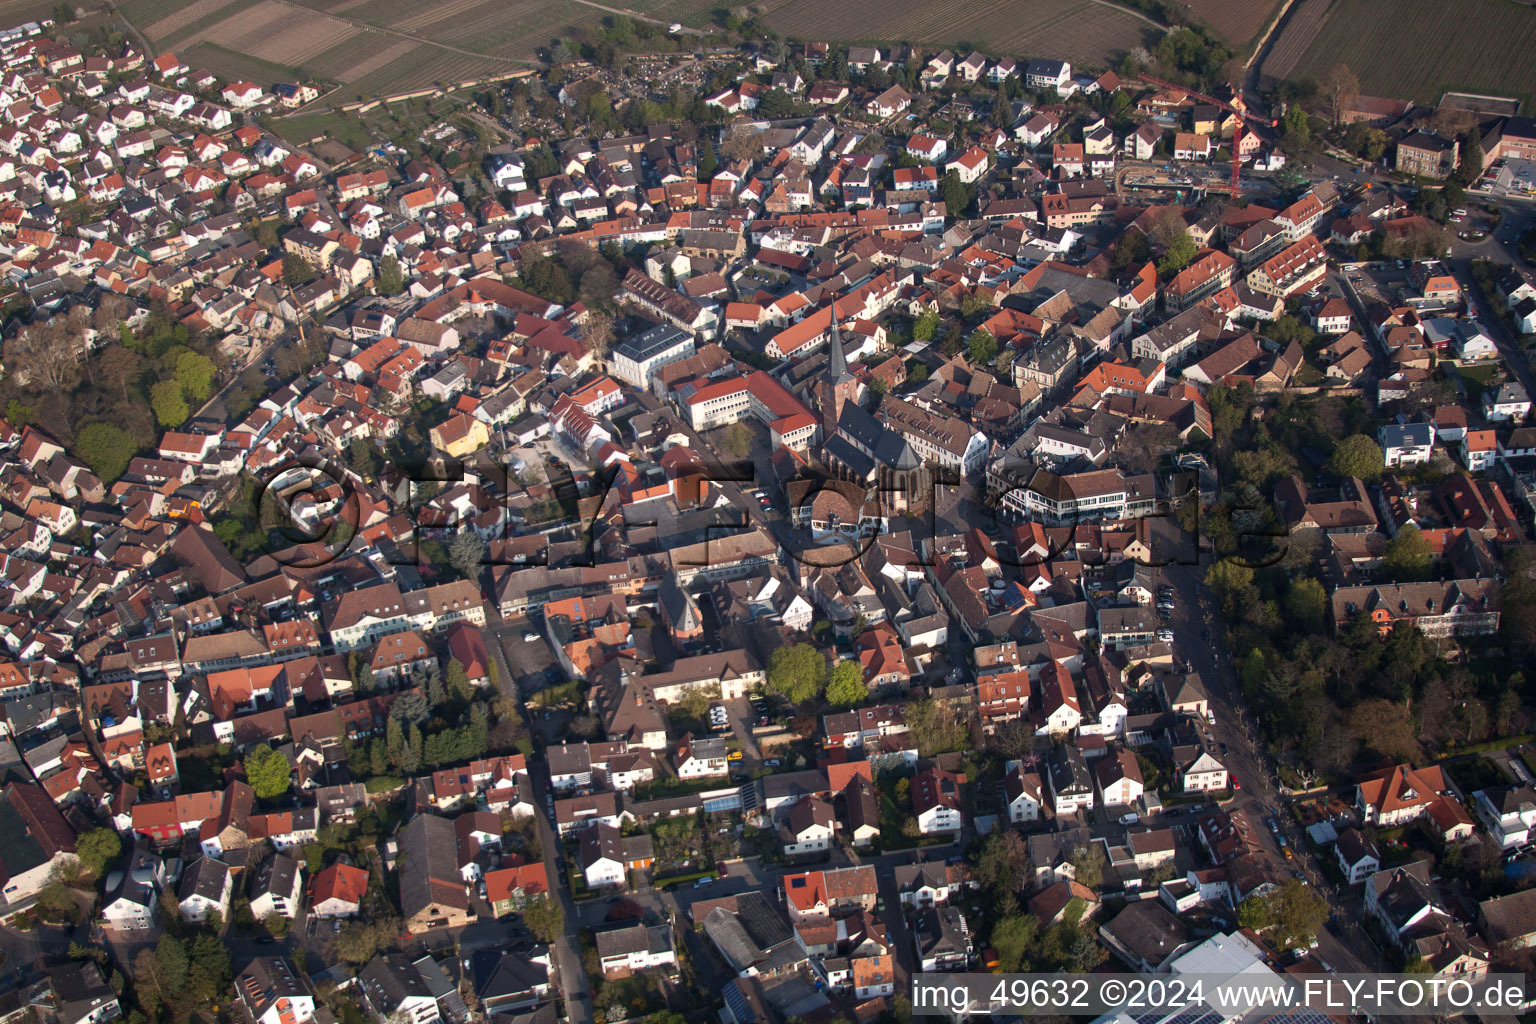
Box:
1138, 75, 1278, 198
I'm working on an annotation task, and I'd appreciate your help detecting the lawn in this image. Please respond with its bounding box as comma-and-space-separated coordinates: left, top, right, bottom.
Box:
181, 40, 302, 85
269, 109, 374, 150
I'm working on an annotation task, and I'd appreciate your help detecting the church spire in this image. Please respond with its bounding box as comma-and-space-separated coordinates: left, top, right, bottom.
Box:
826, 307, 849, 384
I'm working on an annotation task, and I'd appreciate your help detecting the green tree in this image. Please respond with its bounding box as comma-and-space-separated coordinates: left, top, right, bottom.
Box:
1239, 878, 1327, 950
392, 690, 430, 725
1346, 122, 1387, 161
913, 308, 941, 343
449, 530, 487, 581
825, 660, 868, 707
175, 350, 215, 402
74, 422, 138, 482
766, 643, 828, 704
1280, 103, 1310, 149
377, 254, 404, 296
967, 330, 998, 366
445, 659, 474, 703
1206, 559, 1257, 618
1284, 577, 1328, 629
992, 914, 1039, 972
282, 253, 316, 288
522, 895, 564, 944
1384, 524, 1433, 580
1157, 235, 1198, 278
1327, 433, 1384, 481
939, 170, 973, 221
74, 828, 122, 877
150, 380, 189, 427
243, 745, 292, 801
904, 698, 968, 756
1068, 844, 1105, 889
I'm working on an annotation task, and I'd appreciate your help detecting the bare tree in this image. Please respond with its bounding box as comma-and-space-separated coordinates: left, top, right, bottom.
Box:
1320, 63, 1359, 127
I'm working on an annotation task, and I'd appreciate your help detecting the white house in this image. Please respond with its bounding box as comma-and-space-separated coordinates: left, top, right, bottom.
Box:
913, 768, 964, 834
310, 863, 368, 918
1379, 422, 1435, 467
1485, 381, 1531, 422
249, 854, 303, 920
673, 734, 729, 780
1025, 58, 1071, 91
1475, 786, 1536, 849
177, 856, 232, 924
1004, 763, 1043, 824
1461, 429, 1498, 472
580, 824, 627, 889
595, 923, 677, 979
780, 798, 836, 855
1095, 749, 1145, 809
100, 848, 165, 932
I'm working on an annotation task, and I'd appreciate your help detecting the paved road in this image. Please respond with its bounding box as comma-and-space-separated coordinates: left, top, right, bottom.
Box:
480, 614, 594, 1024
1161, 561, 1382, 971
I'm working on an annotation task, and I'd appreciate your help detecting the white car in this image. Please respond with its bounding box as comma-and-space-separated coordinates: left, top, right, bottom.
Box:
1157, 628, 1175, 642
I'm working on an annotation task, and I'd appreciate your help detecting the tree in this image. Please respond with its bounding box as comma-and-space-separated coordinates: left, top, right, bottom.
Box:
150, 380, 189, 428
1284, 578, 1328, 630
1320, 63, 1359, 127
175, 350, 216, 402
1205, 559, 1256, 618
1157, 235, 1198, 278
975, 829, 1031, 895
939, 169, 972, 220
445, 659, 474, 703
1238, 878, 1327, 950
766, 643, 827, 704
377, 255, 404, 296
1327, 433, 1384, 481
243, 745, 292, 801
75, 828, 122, 878
1346, 122, 1387, 161
449, 530, 487, 581
1068, 844, 1105, 889
392, 689, 430, 725
992, 914, 1038, 973
967, 330, 998, 366
1384, 524, 1433, 581
1280, 103, 1311, 149
904, 698, 968, 756
334, 920, 386, 964
522, 896, 564, 944
74, 422, 138, 483
912, 308, 941, 343
282, 253, 316, 288
825, 660, 868, 707
1348, 697, 1422, 763
1455, 130, 1484, 187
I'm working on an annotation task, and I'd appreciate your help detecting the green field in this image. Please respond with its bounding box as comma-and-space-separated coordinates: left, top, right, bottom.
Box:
181, 40, 301, 83
1281, 0, 1536, 109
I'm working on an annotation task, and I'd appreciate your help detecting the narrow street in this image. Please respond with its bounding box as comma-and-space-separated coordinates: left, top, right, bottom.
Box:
482, 611, 594, 1024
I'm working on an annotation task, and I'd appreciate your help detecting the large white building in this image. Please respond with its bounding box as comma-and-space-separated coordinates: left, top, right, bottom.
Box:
610, 323, 696, 389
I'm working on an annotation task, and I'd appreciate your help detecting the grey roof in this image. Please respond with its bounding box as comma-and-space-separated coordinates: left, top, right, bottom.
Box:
595, 922, 672, 959
251, 853, 302, 900
178, 855, 229, 902
613, 322, 692, 362
397, 813, 468, 919
359, 953, 434, 1016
